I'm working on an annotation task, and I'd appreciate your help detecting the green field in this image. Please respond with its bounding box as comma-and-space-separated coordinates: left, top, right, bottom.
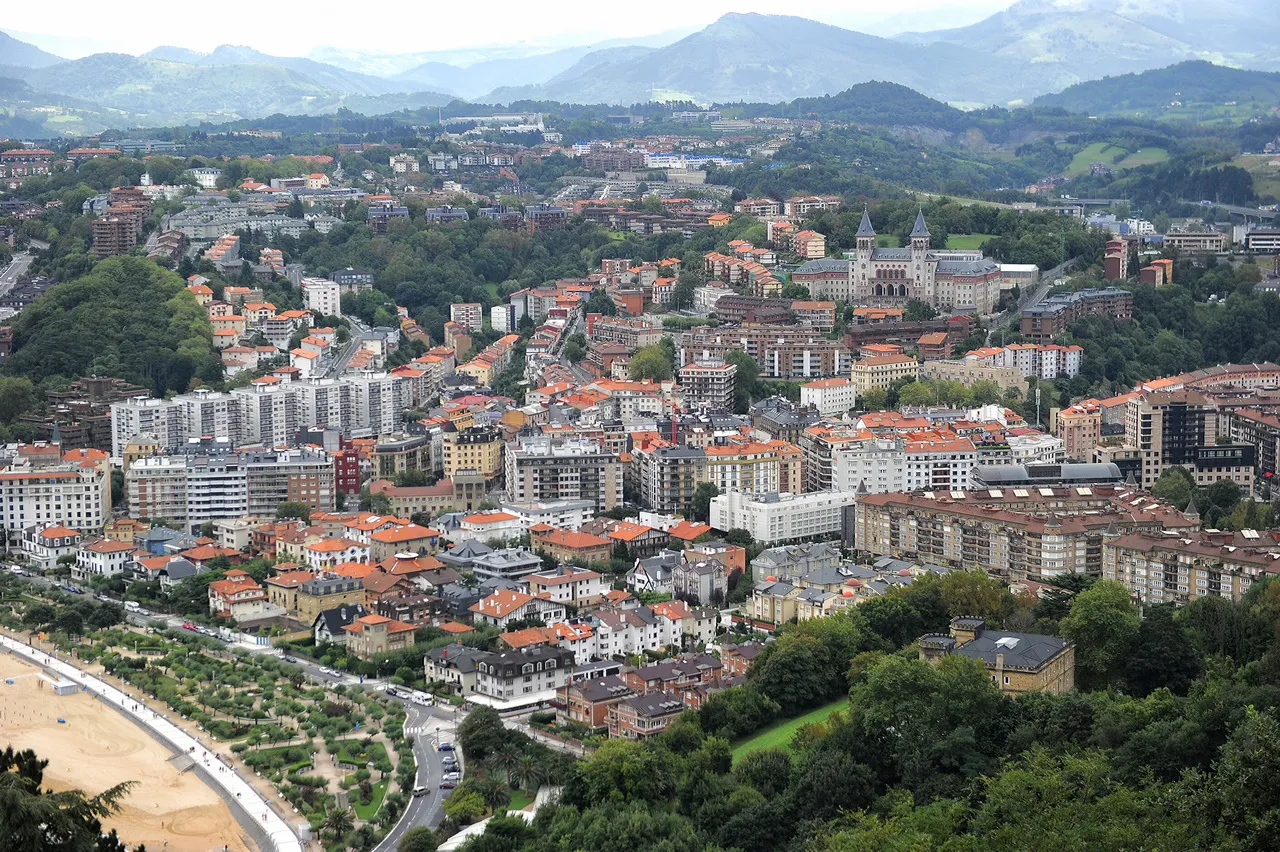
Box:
351, 779, 387, 820
946, 233, 997, 250
1064, 142, 1169, 177
1234, 154, 1280, 200
505, 788, 535, 811
731, 699, 847, 762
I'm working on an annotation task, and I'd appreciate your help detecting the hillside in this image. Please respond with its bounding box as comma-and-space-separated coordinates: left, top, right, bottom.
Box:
140, 44, 403, 96
0, 31, 62, 69
898, 0, 1280, 93
6, 54, 452, 132
480, 13, 1047, 106
1, 257, 221, 395
747, 81, 970, 130
1034, 61, 1280, 122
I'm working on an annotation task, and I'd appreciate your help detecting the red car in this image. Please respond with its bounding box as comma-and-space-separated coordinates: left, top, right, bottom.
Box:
182, 622, 197, 631
439, 780, 457, 789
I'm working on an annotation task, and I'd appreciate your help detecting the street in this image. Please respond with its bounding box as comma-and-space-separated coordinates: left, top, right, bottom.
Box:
0, 251, 34, 298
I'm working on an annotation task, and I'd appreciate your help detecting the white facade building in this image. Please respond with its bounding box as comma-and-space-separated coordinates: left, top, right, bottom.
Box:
0, 465, 111, 538
111, 397, 184, 457
301, 277, 342, 317
800, 378, 858, 416
831, 436, 908, 493
710, 490, 857, 544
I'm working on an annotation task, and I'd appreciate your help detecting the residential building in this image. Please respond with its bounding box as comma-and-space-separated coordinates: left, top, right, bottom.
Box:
800, 378, 857, 416
21, 524, 84, 571
473, 645, 574, 706
443, 426, 504, 481
855, 486, 1198, 582
72, 538, 138, 582
504, 435, 622, 512
850, 354, 919, 396
1103, 529, 1280, 605
450, 303, 484, 333
1056, 403, 1103, 460
424, 643, 489, 695
531, 527, 614, 567
1128, 390, 1255, 490
678, 360, 737, 412
556, 675, 634, 729
1021, 288, 1132, 343
300, 277, 342, 317
344, 614, 417, 659
0, 462, 111, 539
608, 693, 687, 740
207, 569, 268, 621
527, 566, 607, 607
313, 603, 369, 646
919, 617, 1074, 695
1162, 232, 1227, 253
710, 490, 858, 544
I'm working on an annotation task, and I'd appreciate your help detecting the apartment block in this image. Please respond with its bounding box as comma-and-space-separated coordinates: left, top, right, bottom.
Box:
504, 436, 622, 512
710, 490, 857, 544
678, 360, 737, 412
1127, 390, 1255, 491
850, 354, 919, 395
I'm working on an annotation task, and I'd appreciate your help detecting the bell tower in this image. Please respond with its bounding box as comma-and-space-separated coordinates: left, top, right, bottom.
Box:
909, 208, 930, 255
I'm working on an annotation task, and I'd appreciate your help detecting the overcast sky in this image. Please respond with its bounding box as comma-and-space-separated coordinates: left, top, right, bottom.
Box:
10, 0, 1014, 60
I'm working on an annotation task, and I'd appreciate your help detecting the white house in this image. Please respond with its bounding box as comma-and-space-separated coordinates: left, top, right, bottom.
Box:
73, 538, 138, 582
469, 589, 567, 629
22, 524, 84, 571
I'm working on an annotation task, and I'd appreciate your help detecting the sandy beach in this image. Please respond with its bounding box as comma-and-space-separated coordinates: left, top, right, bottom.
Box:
0, 653, 254, 852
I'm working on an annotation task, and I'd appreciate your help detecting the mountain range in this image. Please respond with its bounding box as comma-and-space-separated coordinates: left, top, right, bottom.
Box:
2, 0, 1280, 135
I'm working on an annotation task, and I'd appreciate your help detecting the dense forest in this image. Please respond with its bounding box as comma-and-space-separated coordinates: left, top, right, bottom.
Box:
0, 257, 220, 395
454, 571, 1280, 852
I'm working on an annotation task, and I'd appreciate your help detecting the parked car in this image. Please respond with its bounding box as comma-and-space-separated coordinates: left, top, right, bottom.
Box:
437, 742, 455, 752
281, 655, 298, 664
182, 622, 196, 631
439, 780, 457, 789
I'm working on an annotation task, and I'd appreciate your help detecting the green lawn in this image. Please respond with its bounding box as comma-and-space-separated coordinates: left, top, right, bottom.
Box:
352, 779, 388, 820
732, 699, 848, 762
946, 233, 997, 250
505, 788, 535, 811
1065, 142, 1169, 177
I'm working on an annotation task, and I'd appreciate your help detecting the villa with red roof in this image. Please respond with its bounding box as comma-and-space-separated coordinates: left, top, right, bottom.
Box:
207, 570, 268, 621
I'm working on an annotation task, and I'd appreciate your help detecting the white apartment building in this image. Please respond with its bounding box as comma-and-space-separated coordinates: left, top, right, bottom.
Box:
491, 304, 517, 334
301, 277, 342, 317
904, 438, 979, 491
0, 465, 111, 538
178, 389, 243, 445
231, 379, 298, 447
801, 377, 858, 416
710, 490, 858, 544
970, 344, 1083, 380
831, 435, 908, 493
346, 372, 411, 436
127, 448, 335, 530
73, 538, 139, 582
694, 286, 731, 314
111, 397, 183, 457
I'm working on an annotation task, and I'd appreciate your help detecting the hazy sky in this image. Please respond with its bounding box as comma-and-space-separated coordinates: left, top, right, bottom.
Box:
10, 0, 1014, 59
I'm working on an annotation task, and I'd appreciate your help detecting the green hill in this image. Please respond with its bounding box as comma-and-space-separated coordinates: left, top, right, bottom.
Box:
1034, 61, 1280, 122
2, 257, 221, 395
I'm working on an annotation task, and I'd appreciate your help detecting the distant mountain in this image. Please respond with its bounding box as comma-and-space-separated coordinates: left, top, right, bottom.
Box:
479, 13, 1047, 107
396, 44, 649, 100
8, 54, 451, 130
898, 0, 1280, 93
1033, 60, 1280, 120
0, 32, 62, 69
140, 44, 404, 95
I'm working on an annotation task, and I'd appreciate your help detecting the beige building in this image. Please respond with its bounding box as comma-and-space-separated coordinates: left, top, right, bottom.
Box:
1055, 404, 1102, 461
443, 426, 504, 481
855, 486, 1199, 582
1127, 390, 1255, 491
1162, 232, 1227, 253
919, 617, 1074, 695
920, 359, 1026, 394
850, 354, 919, 395
1102, 529, 1280, 605
344, 614, 417, 659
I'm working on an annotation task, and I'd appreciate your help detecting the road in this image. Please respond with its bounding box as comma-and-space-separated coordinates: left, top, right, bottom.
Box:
374, 704, 462, 852
325, 318, 371, 378
0, 251, 34, 297
13, 572, 461, 843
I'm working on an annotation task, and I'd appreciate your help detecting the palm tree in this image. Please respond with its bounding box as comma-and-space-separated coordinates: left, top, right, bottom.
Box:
472, 775, 509, 813
321, 806, 354, 840
511, 753, 546, 793
491, 746, 521, 784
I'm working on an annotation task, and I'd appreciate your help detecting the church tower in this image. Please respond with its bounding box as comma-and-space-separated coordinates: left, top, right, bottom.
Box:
910, 208, 930, 255
855, 207, 876, 258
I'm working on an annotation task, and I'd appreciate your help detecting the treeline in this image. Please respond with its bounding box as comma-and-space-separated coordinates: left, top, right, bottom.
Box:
1063, 260, 1275, 397
461, 573, 1280, 852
